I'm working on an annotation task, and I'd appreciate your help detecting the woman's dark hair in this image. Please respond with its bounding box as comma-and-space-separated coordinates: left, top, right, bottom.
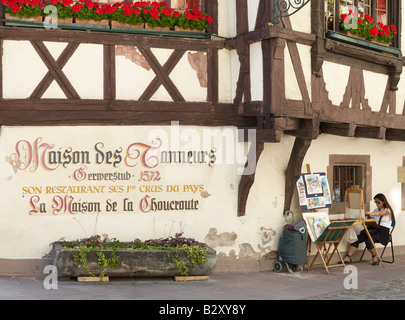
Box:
374, 193, 395, 222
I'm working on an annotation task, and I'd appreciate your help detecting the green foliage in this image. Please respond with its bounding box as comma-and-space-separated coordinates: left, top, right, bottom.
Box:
66, 235, 122, 282
177, 8, 213, 31
62, 233, 210, 281
167, 244, 209, 276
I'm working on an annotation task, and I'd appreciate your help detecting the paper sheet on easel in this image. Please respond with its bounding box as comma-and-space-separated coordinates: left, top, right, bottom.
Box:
345, 192, 365, 219
345, 208, 366, 220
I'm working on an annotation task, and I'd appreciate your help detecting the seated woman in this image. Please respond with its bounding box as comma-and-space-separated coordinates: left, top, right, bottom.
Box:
342, 193, 395, 266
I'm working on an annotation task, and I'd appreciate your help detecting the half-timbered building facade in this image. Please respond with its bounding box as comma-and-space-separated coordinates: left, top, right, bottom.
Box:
0, 0, 404, 273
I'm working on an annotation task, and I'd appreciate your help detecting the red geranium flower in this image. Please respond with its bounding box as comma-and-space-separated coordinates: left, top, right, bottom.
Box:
370, 25, 379, 36
71, 3, 83, 12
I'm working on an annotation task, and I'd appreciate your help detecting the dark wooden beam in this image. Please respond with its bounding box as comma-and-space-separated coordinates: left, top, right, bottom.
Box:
255, 0, 273, 30
137, 48, 186, 102
283, 137, 312, 214
225, 25, 316, 50
207, 48, 219, 103
238, 142, 264, 216
320, 122, 353, 137
0, 99, 257, 127
355, 126, 386, 140
0, 26, 225, 50
103, 44, 116, 100
30, 40, 80, 99
31, 42, 80, 99
385, 128, 405, 142
286, 117, 320, 140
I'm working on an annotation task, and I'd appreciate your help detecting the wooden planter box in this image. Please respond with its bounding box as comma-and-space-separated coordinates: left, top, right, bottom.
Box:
55, 18, 74, 29
174, 26, 206, 33
145, 24, 171, 30
111, 21, 144, 32
51, 242, 216, 280
74, 19, 110, 30
325, 30, 401, 56
4, 14, 43, 27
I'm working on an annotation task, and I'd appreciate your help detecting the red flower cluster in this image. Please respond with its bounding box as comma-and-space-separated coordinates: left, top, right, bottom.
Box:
49, 0, 73, 6
363, 13, 373, 24
184, 6, 213, 24
2, 0, 214, 31
2, 0, 45, 15
340, 9, 397, 44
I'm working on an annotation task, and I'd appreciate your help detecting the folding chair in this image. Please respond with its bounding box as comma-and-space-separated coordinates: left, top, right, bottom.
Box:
360, 220, 395, 264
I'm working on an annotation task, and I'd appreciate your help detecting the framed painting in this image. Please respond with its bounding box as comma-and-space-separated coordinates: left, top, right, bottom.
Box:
303, 211, 331, 242
296, 172, 331, 210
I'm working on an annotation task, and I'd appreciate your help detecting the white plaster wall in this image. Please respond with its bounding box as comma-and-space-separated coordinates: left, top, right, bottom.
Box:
402, 8, 405, 54
323, 60, 396, 113
218, 0, 234, 38
250, 42, 263, 101
3, 41, 103, 99
3, 40, 209, 102
397, 76, 405, 115
116, 48, 208, 102
289, 3, 311, 34
230, 49, 240, 103
115, 48, 157, 101
3, 41, 48, 99
285, 43, 312, 101
363, 71, 389, 112
170, 50, 208, 101
322, 61, 351, 106
247, 0, 260, 32
218, 49, 232, 103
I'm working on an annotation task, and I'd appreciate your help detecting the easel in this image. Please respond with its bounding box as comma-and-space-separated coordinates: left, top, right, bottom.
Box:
344, 185, 384, 268
304, 164, 350, 274
307, 220, 354, 274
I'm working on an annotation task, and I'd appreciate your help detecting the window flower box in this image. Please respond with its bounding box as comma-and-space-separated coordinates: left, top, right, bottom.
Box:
174, 26, 206, 33
325, 30, 401, 56
1, 0, 214, 35
110, 21, 144, 32
75, 19, 110, 30
4, 13, 43, 27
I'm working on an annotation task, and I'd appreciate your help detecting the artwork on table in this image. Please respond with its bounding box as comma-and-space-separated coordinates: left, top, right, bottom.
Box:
302, 211, 331, 242
296, 172, 331, 210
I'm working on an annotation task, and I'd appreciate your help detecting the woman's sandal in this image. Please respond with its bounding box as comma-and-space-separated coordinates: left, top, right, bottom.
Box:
339, 254, 352, 264
372, 255, 380, 266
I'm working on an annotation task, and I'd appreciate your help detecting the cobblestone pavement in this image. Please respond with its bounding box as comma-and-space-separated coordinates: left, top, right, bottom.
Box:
307, 278, 405, 300
0, 254, 404, 300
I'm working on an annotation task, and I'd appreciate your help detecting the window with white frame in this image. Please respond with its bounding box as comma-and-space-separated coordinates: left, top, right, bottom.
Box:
326, 0, 388, 31
325, 0, 400, 48
169, 0, 203, 10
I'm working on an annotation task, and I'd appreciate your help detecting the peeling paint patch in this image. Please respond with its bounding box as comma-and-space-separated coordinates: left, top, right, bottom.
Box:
258, 227, 276, 255
188, 52, 207, 88
5, 156, 22, 174
200, 191, 211, 198
204, 228, 237, 248
238, 243, 261, 260
116, 46, 151, 71
260, 227, 276, 245
272, 196, 278, 208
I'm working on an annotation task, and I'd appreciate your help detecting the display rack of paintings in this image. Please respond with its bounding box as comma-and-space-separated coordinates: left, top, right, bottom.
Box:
296, 172, 331, 210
